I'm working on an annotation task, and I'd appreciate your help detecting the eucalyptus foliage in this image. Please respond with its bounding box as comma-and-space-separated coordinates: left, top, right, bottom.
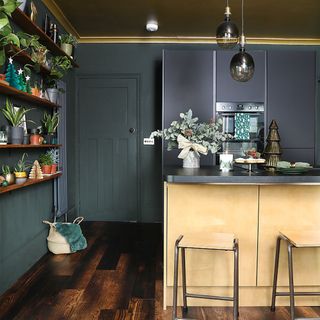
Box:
151, 109, 232, 154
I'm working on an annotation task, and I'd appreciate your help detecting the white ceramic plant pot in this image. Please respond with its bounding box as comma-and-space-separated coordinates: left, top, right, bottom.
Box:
46, 88, 59, 104
183, 151, 200, 168
61, 43, 73, 56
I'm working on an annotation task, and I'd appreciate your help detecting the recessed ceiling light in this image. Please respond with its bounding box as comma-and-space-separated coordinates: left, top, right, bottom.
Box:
146, 20, 158, 32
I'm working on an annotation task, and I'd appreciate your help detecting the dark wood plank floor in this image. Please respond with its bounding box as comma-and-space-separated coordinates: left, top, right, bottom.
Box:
0, 222, 320, 319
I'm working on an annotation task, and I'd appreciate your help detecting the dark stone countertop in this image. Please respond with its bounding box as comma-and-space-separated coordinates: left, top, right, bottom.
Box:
164, 166, 320, 184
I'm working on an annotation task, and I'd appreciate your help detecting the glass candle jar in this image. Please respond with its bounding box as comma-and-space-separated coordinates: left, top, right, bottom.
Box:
219, 153, 233, 172
0, 130, 8, 144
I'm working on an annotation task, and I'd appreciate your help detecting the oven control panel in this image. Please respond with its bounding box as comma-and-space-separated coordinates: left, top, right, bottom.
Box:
216, 102, 264, 113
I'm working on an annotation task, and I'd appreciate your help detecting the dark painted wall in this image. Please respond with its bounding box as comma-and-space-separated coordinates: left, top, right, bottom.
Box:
73, 43, 320, 223
0, 0, 74, 294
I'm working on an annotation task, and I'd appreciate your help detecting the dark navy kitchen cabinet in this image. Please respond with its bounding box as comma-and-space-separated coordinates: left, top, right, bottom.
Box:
163, 50, 215, 166
267, 51, 316, 164
216, 50, 266, 103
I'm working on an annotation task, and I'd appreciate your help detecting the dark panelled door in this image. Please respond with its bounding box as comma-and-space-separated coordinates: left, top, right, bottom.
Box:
79, 77, 138, 221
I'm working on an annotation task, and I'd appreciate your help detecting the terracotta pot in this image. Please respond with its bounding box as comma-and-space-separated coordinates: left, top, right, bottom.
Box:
30, 134, 42, 145
51, 164, 57, 174
41, 165, 52, 174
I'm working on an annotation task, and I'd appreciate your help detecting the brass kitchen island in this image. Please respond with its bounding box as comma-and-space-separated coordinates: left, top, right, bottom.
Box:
163, 166, 320, 308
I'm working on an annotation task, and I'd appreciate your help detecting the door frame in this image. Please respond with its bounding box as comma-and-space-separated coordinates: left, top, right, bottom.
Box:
75, 73, 141, 221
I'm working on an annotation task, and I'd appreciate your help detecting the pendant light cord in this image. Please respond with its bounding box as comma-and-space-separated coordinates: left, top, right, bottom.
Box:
241, 0, 244, 35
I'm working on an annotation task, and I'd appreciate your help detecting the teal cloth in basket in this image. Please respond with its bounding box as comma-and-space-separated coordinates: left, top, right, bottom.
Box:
55, 223, 87, 253
234, 113, 250, 140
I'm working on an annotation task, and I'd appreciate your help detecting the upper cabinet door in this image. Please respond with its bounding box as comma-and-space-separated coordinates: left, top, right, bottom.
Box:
163, 50, 215, 166
267, 51, 316, 150
216, 50, 266, 103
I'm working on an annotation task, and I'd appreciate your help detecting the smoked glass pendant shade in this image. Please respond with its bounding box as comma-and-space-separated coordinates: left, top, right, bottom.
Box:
216, 11, 239, 49
230, 47, 254, 82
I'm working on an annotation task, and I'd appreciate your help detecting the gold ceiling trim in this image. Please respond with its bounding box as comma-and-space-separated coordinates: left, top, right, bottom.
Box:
78, 36, 320, 45
42, 0, 80, 38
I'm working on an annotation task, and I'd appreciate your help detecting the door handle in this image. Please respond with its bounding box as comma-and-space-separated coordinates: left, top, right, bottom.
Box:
129, 128, 135, 134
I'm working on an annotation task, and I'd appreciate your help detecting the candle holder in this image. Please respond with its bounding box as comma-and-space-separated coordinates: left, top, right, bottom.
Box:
219, 153, 233, 172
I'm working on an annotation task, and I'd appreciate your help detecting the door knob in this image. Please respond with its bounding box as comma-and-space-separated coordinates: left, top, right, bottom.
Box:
129, 128, 135, 134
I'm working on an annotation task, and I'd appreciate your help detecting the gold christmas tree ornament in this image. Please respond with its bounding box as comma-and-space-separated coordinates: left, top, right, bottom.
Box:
263, 120, 282, 171
29, 160, 43, 179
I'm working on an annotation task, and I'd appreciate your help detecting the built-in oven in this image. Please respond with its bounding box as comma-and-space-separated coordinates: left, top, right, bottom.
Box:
216, 102, 265, 159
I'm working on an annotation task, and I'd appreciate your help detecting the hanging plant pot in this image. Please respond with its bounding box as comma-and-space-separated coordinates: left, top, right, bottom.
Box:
10, 126, 24, 144
46, 88, 59, 104
61, 43, 73, 56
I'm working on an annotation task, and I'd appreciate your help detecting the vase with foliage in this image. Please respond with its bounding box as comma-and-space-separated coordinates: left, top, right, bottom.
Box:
1, 98, 34, 144
14, 153, 29, 184
42, 112, 59, 144
45, 56, 72, 103
151, 109, 232, 168
59, 33, 77, 56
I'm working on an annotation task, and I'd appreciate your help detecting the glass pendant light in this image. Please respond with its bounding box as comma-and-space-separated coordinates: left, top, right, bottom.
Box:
230, 0, 254, 82
216, 0, 239, 49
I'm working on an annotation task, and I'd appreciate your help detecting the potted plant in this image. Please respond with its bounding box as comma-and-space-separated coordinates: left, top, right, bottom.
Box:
59, 33, 77, 56
47, 149, 59, 173
151, 109, 232, 168
1, 164, 15, 185
14, 153, 29, 184
1, 98, 34, 144
39, 152, 53, 174
45, 56, 72, 103
42, 112, 59, 144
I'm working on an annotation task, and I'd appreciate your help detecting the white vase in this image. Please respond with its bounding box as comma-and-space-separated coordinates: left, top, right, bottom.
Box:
61, 43, 73, 56
183, 151, 200, 168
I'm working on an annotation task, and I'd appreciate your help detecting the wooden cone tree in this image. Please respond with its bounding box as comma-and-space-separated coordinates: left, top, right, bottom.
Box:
263, 120, 282, 171
29, 160, 44, 179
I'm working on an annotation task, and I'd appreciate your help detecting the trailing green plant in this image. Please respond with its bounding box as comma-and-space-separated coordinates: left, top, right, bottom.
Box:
0, 0, 21, 65
42, 112, 59, 133
47, 149, 59, 164
59, 33, 78, 46
15, 153, 30, 172
45, 56, 72, 89
1, 98, 34, 127
39, 152, 53, 166
1, 164, 11, 175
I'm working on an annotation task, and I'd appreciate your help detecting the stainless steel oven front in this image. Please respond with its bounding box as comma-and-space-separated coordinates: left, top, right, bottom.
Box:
216, 102, 265, 158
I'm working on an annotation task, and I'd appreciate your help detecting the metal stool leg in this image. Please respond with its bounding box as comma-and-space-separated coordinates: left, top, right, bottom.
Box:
271, 236, 282, 311
233, 239, 239, 320
181, 247, 188, 313
172, 235, 183, 320
287, 242, 295, 320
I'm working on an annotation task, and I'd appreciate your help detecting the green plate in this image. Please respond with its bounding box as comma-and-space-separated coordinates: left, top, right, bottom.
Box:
276, 167, 312, 175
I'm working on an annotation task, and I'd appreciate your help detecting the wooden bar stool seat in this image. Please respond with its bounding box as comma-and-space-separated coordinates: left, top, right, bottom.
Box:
271, 230, 320, 320
172, 232, 239, 320
280, 230, 320, 248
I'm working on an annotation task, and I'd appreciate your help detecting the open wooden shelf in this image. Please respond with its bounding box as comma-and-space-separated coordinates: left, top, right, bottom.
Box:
0, 82, 60, 108
12, 8, 79, 68
0, 144, 61, 149
0, 172, 62, 195
5, 44, 50, 76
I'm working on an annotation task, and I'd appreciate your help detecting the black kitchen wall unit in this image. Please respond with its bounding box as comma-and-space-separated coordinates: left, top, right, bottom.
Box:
267, 51, 316, 164
162, 50, 215, 166
216, 50, 266, 103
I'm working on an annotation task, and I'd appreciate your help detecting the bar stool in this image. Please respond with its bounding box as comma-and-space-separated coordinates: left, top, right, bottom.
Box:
271, 231, 320, 320
172, 233, 239, 320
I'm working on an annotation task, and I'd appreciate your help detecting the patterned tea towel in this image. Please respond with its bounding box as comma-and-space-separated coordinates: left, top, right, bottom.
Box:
234, 113, 250, 140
